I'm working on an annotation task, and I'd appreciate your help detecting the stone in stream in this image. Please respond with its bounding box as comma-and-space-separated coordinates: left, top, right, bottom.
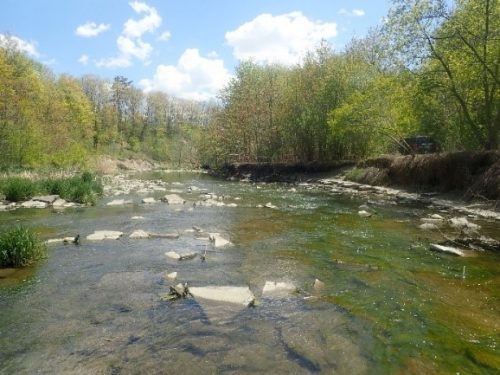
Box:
52, 198, 67, 208
131, 216, 145, 220
161, 194, 185, 205
107, 199, 133, 206
430, 244, 470, 257
32, 195, 59, 204
129, 230, 150, 239
164, 251, 198, 261
262, 281, 298, 297
151, 232, 179, 239
209, 233, 232, 248
165, 271, 177, 280
449, 217, 481, 231
86, 230, 123, 240
46, 236, 76, 244
189, 286, 255, 307
264, 202, 278, 209
419, 223, 439, 231
358, 210, 372, 218
141, 197, 156, 204
21, 200, 48, 209
313, 278, 325, 290
420, 217, 445, 226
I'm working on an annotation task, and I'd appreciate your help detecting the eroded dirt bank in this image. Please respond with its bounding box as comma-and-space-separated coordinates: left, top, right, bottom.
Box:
211, 151, 499, 201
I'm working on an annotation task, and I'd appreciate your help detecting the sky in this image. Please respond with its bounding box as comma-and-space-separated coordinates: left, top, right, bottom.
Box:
0, 0, 393, 101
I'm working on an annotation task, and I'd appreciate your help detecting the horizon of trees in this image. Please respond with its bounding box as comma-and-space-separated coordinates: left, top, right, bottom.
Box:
1, 0, 498, 170
200, 0, 499, 166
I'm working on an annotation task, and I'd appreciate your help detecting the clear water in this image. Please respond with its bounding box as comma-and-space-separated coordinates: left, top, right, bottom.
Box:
0, 172, 499, 374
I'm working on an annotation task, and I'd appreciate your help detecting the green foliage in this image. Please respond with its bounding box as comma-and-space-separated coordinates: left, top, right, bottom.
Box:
0, 226, 46, 267
1, 178, 37, 202
0, 172, 103, 205
40, 172, 103, 205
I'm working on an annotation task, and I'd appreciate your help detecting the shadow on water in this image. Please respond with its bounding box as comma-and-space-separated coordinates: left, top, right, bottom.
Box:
0, 172, 499, 374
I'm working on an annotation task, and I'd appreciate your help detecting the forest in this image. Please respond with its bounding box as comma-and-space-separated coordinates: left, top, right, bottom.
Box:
0, 0, 498, 169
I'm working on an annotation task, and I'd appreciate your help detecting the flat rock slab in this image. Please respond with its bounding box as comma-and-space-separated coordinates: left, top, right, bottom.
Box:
430, 244, 471, 257
107, 199, 133, 206
189, 286, 255, 307
46, 237, 76, 244
262, 281, 298, 297
21, 200, 48, 209
129, 230, 150, 239
165, 251, 197, 260
151, 232, 180, 239
86, 230, 123, 240
32, 195, 59, 204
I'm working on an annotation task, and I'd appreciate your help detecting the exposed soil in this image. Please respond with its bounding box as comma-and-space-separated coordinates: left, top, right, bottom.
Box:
210, 151, 500, 201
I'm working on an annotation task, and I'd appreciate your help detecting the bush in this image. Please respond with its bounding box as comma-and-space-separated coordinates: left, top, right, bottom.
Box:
41, 172, 103, 205
1, 178, 37, 202
0, 172, 103, 205
0, 226, 47, 267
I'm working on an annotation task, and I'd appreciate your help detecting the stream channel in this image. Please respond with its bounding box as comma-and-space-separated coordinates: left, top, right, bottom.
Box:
0, 171, 499, 374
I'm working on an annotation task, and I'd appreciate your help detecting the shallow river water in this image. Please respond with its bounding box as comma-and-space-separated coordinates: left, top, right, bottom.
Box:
0, 172, 499, 374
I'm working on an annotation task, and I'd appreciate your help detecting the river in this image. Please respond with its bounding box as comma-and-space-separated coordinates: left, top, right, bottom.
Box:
0, 172, 498, 374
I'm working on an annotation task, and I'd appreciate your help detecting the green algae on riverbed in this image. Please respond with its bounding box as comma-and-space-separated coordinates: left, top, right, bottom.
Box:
0, 172, 498, 374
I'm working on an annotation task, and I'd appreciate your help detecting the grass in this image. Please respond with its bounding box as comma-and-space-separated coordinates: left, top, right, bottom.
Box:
0, 172, 103, 205
0, 226, 47, 267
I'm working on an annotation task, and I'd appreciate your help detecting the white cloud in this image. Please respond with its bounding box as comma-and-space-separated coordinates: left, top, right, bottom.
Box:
225, 11, 337, 65
0, 34, 39, 57
78, 54, 89, 65
117, 35, 153, 60
96, 1, 161, 68
95, 55, 132, 68
159, 31, 171, 41
75, 22, 110, 37
123, 1, 161, 38
139, 48, 232, 101
338, 8, 365, 17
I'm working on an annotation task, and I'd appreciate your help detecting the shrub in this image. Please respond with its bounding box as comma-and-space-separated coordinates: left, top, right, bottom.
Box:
2, 178, 37, 202
0, 226, 47, 267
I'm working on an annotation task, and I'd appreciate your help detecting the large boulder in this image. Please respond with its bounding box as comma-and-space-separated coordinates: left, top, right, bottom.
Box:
162, 194, 185, 205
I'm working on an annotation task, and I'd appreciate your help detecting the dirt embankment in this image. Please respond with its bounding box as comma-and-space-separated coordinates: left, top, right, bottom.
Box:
211, 152, 500, 200
352, 151, 499, 200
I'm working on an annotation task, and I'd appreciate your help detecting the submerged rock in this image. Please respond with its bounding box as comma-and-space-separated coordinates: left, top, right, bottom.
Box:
107, 199, 133, 206
86, 230, 123, 240
189, 286, 255, 307
313, 279, 325, 290
209, 233, 232, 247
262, 281, 298, 297
162, 194, 185, 205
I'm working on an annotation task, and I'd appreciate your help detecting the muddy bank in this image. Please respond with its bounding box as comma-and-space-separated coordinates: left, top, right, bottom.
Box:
210, 161, 355, 182
211, 152, 499, 200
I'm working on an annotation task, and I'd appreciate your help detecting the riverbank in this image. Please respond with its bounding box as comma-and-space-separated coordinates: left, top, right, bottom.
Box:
210, 151, 500, 201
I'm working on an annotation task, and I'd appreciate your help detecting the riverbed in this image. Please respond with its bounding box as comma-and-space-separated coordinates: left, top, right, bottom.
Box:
0, 172, 499, 374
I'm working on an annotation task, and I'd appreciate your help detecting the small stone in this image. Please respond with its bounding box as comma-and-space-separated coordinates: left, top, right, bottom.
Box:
209, 233, 232, 247
165, 251, 181, 260
358, 210, 372, 218
141, 197, 156, 204
165, 272, 178, 280
264, 202, 277, 209
131, 216, 145, 220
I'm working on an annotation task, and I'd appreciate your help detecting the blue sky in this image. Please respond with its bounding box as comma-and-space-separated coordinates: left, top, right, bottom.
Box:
1, 0, 392, 100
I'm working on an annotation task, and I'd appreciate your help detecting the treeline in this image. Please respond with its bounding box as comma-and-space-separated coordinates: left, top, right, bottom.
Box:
200, 0, 499, 166
0, 38, 213, 169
